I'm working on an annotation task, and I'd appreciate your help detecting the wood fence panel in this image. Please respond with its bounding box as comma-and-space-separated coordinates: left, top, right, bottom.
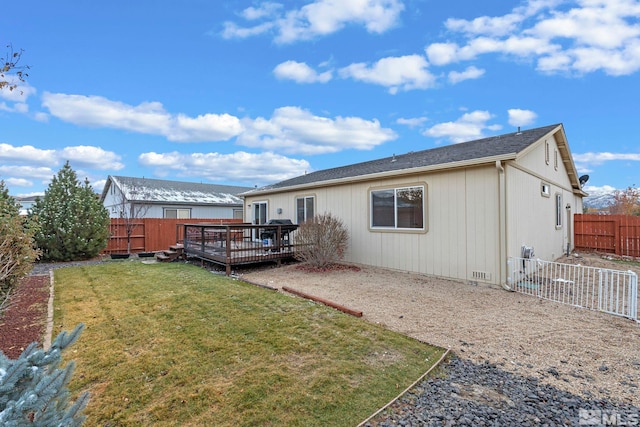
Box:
574, 214, 640, 257
103, 218, 244, 254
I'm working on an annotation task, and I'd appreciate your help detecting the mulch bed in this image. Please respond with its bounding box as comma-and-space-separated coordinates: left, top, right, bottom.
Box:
0, 275, 50, 359
294, 263, 361, 273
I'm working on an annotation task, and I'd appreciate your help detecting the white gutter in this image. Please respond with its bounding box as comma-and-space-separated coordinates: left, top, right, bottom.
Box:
496, 160, 510, 291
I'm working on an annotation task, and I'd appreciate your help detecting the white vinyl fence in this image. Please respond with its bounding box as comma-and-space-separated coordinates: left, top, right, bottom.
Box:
507, 257, 638, 322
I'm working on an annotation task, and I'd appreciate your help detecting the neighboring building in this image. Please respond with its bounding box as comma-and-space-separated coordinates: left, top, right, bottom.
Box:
242, 123, 586, 287
14, 195, 42, 216
100, 176, 252, 219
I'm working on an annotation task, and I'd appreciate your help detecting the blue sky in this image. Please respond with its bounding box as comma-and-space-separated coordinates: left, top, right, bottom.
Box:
2, 0, 639, 198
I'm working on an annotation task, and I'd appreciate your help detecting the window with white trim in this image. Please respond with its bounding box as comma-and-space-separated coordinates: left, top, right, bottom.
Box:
164, 208, 191, 219
541, 182, 550, 197
555, 193, 562, 228
296, 196, 314, 224
371, 185, 424, 229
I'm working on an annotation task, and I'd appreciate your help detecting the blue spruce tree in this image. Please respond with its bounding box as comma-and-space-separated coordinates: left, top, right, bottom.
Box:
0, 324, 89, 426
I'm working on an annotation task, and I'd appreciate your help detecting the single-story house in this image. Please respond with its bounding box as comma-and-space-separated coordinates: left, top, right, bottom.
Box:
100, 175, 252, 219
14, 195, 41, 216
242, 123, 587, 287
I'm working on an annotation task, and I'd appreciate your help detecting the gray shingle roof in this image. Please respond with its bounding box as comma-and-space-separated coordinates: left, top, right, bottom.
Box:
109, 176, 252, 205
255, 124, 561, 192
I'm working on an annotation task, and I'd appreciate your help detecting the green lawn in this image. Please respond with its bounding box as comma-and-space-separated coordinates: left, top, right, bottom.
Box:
53, 261, 444, 426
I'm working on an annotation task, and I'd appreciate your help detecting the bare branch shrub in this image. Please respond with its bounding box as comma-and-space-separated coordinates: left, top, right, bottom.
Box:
294, 213, 348, 268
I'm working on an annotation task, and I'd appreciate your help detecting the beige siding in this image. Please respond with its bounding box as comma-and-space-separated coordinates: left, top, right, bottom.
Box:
508, 135, 584, 261
518, 134, 574, 190
506, 164, 568, 261
465, 166, 501, 283
245, 167, 502, 284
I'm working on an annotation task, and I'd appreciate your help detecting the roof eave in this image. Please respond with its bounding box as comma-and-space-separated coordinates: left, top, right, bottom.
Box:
248, 153, 516, 196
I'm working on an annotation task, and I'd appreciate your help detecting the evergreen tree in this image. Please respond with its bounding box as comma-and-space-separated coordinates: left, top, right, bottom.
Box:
0, 181, 40, 295
0, 324, 89, 426
29, 162, 109, 261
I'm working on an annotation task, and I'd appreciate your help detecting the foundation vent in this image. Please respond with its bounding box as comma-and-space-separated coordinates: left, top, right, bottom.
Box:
471, 271, 492, 281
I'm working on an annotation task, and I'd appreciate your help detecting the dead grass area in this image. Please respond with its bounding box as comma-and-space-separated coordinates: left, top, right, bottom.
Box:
242, 252, 640, 405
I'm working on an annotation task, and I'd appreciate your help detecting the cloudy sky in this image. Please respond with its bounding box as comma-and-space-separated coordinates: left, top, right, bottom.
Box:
2, 0, 639, 197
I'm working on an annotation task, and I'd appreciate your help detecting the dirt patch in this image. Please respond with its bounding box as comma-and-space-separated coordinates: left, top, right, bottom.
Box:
242, 252, 640, 405
0, 274, 50, 359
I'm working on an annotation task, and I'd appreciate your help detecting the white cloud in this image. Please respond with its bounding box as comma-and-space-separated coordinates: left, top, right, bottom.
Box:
0, 78, 36, 102
222, 0, 405, 43
0, 143, 56, 164
339, 55, 435, 93
139, 151, 311, 185
241, 2, 283, 20
0, 143, 123, 189
0, 165, 55, 180
573, 152, 640, 164
4, 177, 33, 187
42, 93, 243, 142
583, 184, 618, 195
507, 109, 537, 127
425, 0, 640, 76
422, 110, 501, 143
273, 60, 333, 83
448, 66, 485, 84
396, 116, 428, 127
237, 106, 397, 154
58, 146, 125, 170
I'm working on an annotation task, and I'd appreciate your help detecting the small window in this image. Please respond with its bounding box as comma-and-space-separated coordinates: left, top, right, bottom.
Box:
296, 196, 315, 224
555, 193, 562, 228
554, 150, 558, 170
164, 208, 191, 219
371, 185, 424, 230
541, 182, 550, 197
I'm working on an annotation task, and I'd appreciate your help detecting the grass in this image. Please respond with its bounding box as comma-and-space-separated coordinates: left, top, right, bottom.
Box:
53, 261, 445, 426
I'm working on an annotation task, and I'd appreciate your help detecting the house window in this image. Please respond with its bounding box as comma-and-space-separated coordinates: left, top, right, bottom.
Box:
554, 150, 558, 170
371, 185, 424, 230
233, 209, 243, 220
296, 196, 315, 224
164, 208, 191, 219
541, 182, 551, 197
555, 193, 562, 228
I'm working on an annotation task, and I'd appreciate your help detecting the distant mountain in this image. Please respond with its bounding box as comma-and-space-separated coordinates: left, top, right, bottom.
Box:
583, 188, 616, 210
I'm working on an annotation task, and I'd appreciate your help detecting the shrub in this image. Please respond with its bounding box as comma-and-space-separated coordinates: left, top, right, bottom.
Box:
0, 324, 89, 426
294, 213, 349, 268
29, 162, 109, 261
0, 181, 40, 296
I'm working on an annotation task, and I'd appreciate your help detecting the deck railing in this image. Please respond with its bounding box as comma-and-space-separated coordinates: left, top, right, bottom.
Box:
182, 223, 300, 275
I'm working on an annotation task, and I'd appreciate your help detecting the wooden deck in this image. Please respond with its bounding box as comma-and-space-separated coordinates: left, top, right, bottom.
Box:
181, 223, 300, 275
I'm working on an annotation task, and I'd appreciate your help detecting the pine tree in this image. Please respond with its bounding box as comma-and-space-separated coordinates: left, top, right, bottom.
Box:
0, 181, 40, 295
29, 162, 110, 261
0, 324, 89, 426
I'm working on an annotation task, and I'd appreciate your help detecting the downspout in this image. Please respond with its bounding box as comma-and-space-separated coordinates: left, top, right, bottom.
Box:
496, 161, 510, 290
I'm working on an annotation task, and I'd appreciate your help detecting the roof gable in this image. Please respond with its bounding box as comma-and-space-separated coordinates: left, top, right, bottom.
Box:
251, 124, 562, 193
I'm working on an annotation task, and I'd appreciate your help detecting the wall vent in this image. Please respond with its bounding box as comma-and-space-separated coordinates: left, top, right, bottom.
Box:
471, 271, 492, 281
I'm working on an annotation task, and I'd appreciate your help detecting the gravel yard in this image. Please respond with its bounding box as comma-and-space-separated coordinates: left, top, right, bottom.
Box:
242, 253, 640, 408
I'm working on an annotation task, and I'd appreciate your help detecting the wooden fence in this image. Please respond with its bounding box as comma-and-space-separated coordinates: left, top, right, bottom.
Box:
574, 214, 640, 258
103, 218, 245, 254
